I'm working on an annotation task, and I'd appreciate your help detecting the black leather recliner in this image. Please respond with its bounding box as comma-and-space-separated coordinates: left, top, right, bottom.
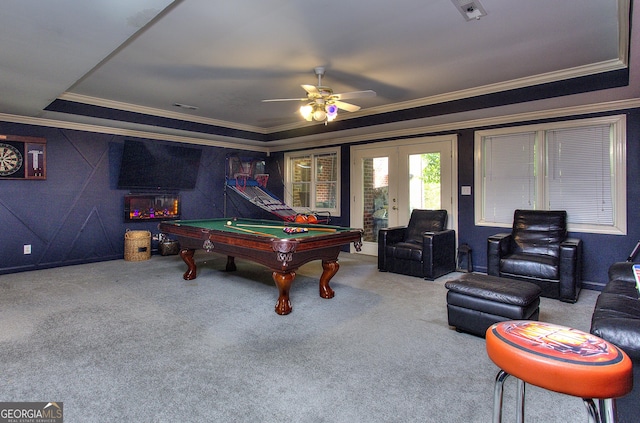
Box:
487, 209, 582, 303
378, 209, 456, 280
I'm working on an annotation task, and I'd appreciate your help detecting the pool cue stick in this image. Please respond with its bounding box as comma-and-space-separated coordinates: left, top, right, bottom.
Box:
224, 225, 272, 237
235, 223, 337, 233
235, 224, 288, 230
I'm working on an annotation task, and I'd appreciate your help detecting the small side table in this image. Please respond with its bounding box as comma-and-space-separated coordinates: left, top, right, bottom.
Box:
456, 243, 472, 273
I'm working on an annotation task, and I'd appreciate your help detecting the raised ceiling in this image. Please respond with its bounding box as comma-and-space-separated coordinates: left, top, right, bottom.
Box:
0, 0, 629, 141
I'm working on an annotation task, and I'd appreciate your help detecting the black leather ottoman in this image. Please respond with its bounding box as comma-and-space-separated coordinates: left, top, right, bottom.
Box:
445, 273, 542, 337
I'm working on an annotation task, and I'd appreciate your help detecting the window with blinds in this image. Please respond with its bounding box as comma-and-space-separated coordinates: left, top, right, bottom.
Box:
546, 125, 613, 225
474, 115, 626, 235
482, 131, 537, 223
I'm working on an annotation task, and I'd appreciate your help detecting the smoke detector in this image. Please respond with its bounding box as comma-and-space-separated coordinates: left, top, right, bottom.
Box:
451, 0, 487, 21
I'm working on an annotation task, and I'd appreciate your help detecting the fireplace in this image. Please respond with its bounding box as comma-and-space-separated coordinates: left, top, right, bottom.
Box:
124, 194, 180, 222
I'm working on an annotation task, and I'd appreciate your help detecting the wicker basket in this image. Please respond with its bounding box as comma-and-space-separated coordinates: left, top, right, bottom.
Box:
124, 230, 151, 261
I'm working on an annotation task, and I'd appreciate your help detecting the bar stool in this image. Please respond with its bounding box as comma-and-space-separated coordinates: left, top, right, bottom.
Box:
485, 320, 632, 423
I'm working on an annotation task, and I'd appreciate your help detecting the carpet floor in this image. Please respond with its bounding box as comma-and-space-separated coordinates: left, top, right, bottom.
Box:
0, 252, 600, 422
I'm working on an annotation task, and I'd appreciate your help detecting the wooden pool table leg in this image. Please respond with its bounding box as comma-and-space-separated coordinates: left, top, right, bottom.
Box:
272, 271, 295, 315
179, 248, 197, 280
319, 260, 339, 299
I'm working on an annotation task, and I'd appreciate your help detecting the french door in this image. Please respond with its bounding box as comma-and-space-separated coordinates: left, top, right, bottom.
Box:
350, 136, 457, 255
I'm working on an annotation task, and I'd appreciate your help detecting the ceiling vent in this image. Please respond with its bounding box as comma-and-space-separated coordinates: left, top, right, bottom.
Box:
451, 0, 487, 21
173, 103, 199, 111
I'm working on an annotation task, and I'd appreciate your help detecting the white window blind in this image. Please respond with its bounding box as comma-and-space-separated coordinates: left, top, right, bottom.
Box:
482, 132, 536, 223
475, 115, 626, 235
546, 125, 613, 225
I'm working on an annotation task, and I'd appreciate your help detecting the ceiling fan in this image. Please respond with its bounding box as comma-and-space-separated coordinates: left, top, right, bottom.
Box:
262, 67, 376, 123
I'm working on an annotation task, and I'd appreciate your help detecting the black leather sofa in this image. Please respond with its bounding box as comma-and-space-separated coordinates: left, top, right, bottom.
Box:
590, 262, 640, 423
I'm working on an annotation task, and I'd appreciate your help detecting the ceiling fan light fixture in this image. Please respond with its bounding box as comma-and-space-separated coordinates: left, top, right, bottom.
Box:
326, 103, 338, 121
264, 67, 374, 124
300, 102, 336, 123
313, 108, 327, 121
300, 104, 313, 121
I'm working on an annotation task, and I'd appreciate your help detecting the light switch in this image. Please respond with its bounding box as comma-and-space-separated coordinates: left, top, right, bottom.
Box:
461, 186, 472, 196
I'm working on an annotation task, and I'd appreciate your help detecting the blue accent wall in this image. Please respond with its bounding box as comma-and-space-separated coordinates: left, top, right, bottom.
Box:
455, 109, 640, 287
1, 108, 638, 287
0, 122, 276, 275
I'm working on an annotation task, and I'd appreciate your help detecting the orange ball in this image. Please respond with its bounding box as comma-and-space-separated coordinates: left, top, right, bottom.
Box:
295, 214, 308, 223
307, 214, 318, 223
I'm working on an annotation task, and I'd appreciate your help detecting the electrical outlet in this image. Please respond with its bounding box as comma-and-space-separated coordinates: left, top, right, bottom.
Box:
23, 244, 31, 255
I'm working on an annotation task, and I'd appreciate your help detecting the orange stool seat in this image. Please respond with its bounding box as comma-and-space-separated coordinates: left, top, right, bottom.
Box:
486, 321, 632, 423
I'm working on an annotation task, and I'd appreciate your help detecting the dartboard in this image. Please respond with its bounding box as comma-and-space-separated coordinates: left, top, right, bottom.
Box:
0, 143, 23, 176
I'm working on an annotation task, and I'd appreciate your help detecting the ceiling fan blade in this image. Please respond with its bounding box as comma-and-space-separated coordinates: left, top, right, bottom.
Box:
262, 98, 307, 102
333, 90, 376, 100
333, 100, 361, 112
302, 84, 320, 95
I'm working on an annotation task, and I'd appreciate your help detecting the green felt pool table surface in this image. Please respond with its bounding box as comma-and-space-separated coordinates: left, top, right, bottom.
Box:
170, 218, 355, 238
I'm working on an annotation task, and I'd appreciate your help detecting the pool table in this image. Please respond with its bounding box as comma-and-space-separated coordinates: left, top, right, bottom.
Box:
158, 218, 363, 315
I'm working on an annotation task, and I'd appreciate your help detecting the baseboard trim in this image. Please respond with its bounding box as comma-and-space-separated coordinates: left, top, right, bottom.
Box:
0, 255, 123, 275
582, 281, 606, 292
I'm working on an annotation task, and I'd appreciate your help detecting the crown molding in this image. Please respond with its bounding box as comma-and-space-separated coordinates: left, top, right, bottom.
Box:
267, 98, 640, 152
618, 0, 631, 66
3, 98, 639, 154
56, 57, 628, 138
358, 59, 628, 117
0, 112, 269, 153
264, 59, 629, 134
57, 92, 272, 135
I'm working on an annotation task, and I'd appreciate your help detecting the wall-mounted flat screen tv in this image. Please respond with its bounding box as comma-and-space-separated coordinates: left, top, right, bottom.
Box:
117, 140, 202, 190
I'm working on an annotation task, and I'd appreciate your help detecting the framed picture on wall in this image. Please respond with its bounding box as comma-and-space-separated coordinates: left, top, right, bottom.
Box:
0, 134, 46, 180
